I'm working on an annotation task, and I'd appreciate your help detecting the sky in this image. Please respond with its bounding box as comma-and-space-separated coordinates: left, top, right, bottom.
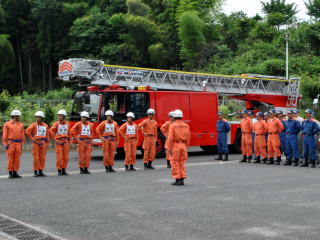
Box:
222, 0, 310, 21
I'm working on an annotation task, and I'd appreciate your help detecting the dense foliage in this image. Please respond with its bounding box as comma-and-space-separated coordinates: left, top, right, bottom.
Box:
0, 0, 320, 106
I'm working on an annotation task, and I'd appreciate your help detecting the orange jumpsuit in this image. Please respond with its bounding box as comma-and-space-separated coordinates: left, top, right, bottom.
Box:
138, 119, 158, 163
2, 120, 25, 172
119, 122, 138, 166
240, 117, 253, 157
167, 120, 190, 179
26, 122, 49, 171
161, 121, 173, 161
71, 122, 94, 168
96, 120, 119, 167
267, 117, 284, 158
49, 121, 71, 170
253, 120, 268, 159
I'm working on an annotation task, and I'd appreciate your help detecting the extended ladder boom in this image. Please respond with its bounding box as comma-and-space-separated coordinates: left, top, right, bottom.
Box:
58, 58, 300, 107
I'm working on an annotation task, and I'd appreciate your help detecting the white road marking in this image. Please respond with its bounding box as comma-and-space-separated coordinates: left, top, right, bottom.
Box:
0, 161, 235, 179
0, 214, 64, 240
243, 227, 281, 238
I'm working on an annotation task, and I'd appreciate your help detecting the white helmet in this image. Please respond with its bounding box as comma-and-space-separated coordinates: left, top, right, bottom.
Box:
80, 111, 90, 118
173, 109, 183, 118
105, 110, 114, 116
35, 111, 45, 118
57, 109, 67, 116
126, 112, 135, 118
147, 108, 155, 115
11, 109, 21, 116
168, 111, 174, 117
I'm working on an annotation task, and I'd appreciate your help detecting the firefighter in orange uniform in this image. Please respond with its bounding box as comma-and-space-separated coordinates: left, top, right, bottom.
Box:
71, 111, 94, 174
167, 109, 190, 186
2, 110, 25, 178
96, 110, 119, 173
26, 111, 49, 177
160, 111, 175, 168
138, 108, 157, 170
267, 109, 284, 165
239, 110, 253, 163
119, 112, 138, 171
49, 109, 70, 176
253, 112, 268, 164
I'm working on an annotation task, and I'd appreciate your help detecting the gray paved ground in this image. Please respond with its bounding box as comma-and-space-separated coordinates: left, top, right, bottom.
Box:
0, 148, 320, 240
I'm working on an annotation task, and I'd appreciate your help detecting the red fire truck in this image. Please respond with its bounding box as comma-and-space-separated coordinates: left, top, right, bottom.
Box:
58, 58, 301, 157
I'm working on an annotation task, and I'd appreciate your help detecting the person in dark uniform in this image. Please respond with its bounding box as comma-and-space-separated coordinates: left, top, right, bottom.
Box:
215, 112, 230, 161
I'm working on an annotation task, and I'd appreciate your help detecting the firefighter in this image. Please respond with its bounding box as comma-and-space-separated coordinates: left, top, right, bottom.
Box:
294, 110, 304, 162
253, 112, 268, 164
96, 110, 119, 173
249, 111, 258, 161
26, 111, 49, 177
49, 110, 70, 176
167, 109, 190, 186
301, 109, 320, 168
71, 111, 94, 174
215, 112, 230, 161
267, 109, 284, 165
311, 111, 320, 165
160, 111, 175, 168
119, 112, 138, 171
278, 111, 287, 157
239, 110, 253, 163
2, 110, 25, 178
283, 110, 301, 166
138, 108, 157, 170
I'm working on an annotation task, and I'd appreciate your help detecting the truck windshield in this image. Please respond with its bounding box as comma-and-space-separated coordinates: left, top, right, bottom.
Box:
71, 92, 100, 120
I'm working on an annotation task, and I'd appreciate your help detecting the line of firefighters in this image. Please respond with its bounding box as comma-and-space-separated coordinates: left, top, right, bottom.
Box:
2, 109, 190, 186
216, 109, 320, 168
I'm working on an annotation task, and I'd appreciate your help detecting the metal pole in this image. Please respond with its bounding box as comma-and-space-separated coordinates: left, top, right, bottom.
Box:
285, 33, 289, 80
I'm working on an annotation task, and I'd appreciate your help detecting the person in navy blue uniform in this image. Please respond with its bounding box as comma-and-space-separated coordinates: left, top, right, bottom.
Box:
283, 110, 301, 166
215, 112, 230, 161
278, 111, 287, 157
301, 109, 320, 168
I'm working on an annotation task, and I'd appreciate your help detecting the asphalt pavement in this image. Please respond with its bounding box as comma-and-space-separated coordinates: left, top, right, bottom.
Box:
1, 148, 320, 240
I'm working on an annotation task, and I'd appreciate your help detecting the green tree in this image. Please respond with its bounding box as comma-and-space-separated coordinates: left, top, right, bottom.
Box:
126, 0, 150, 17
305, 0, 320, 19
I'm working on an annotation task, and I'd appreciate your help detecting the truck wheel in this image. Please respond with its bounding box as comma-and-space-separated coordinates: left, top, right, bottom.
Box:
156, 133, 166, 158
231, 130, 242, 154
200, 145, 217, 154
116, 148, 125, 159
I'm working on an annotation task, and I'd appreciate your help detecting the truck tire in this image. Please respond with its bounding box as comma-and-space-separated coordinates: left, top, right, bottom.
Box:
200, 145, 217, 154
116, 148, 125, 159
231, 130, 242, 154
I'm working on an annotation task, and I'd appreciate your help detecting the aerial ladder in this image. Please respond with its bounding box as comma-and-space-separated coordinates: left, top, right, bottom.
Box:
58, 58, 301, 108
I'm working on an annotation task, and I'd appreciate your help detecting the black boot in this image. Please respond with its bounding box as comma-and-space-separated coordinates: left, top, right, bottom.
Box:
310, 159, 316, 168
13, 171, 21, 178
84, 167, 91, 174
105, 165, 109, 172
215, 154, 223, 161
62, 168, 68, 175
130, 165, 136, 171
109, 166, 116, 172
267, 158, 274, 164
58, 169, 62, 176
253, 156, 261, 163
125, 165, 129, 171
80, 168, 84, 174
38, 170, 46, 177
8, 171, 13, 179
179, 178, 185, 186
167, 160, 171, 168
300, 159, 309, 167
171, 179, 181, 186
262, 158, 267, 164
34, 170, 39, 177
239, 156, 247, 163
292, 159, 299, 167
144, 163, 148, 169
247, 156, 252, 163
275, 156, 281, 165
223, 154, 229, 161
147, 161, 155, 169
283, 159, 292, 166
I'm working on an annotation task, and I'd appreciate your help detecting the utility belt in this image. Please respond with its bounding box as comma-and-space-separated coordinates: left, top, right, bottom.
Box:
174, 141, 186, 144
8, 139, 22, 143
286, 133, 298, 136
304, 134, 315, 136
34, 138, 48, 146
242, 132, 252, 135
56, 138, 69, 145
103, 136, 116, 141
218, 131, 228, 133
78, 138, 92, 144
144, 134, 154, 137
255, 134, 265, 136
268, 133, 278, 135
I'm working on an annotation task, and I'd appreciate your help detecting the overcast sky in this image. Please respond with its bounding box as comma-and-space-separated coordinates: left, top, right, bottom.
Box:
222, 0, 309, 21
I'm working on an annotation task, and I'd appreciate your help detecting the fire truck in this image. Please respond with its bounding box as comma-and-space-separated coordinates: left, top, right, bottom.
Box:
58, 58, 301, 157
